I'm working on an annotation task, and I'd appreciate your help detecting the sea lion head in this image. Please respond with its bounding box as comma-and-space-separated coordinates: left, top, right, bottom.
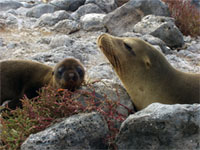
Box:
97, 33, 173, 109
97, 33, 168, 77
53, 58, 85, 91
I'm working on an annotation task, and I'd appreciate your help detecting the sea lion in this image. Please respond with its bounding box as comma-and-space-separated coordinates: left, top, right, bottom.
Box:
0, 58, 85, 109
97, 33, 200, 110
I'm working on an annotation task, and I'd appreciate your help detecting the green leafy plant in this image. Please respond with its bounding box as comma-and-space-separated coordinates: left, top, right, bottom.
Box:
0, 82, 133, 150
163, 0, 200, 37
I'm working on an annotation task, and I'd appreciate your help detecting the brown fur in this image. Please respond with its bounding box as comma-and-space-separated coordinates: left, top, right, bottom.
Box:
97, 33, 200, 110
0, 58, 85, 109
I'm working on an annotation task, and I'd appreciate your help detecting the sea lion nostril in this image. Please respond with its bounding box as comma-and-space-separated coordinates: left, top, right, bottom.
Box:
68, 72, 75, 78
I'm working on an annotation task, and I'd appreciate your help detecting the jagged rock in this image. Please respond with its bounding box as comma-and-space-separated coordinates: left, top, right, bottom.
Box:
104, 0, 170, 35
35, 10, 71, 27
51, 19, 80, 34
85, 0, 117, 13
133, 15, 184, 48
0, 12, 18, 26
71, 3, 105, 20
50, 0, 85, 11
49, 35, 74, 49
26, 4, 59, 18
116, 103, 200, 150
21, 112, 108, 150
0, 0, 23, 11
80, 13, 106, 31
15, 7, 31, 16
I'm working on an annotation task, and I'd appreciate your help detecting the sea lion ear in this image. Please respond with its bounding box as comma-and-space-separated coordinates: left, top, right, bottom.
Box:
144, 57, 152, 69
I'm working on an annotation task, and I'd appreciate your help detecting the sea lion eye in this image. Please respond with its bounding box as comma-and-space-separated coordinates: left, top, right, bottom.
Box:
124, 43, 136, 56
76, 66, 84, 78
57, 67, 64, 77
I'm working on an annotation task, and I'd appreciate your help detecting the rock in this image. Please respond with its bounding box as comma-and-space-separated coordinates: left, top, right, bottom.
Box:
49, 35, 74, 49
31, 35, 97, 64
26, 4, 59, 18
133, 15, 184, 48
104, 0, 170, 35
166, 53, 200, 73
0, 38, 4, 47
85, 0, 117, 13
15, 7, 31, 16
116, 103, 200, 150
0, 12, 18, 27
21, 112, 108, 150
0, 0, 23, 11
85, 78, 134, 116
35, 10, 71, 27
71, 3, 105, 20
80, 13, 106, 31
50, 0, 85, 11
51, 19, 80, 34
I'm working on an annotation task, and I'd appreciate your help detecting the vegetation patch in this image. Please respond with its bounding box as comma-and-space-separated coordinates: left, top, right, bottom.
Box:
163, 0, 200, 37
0, 82, 132, 150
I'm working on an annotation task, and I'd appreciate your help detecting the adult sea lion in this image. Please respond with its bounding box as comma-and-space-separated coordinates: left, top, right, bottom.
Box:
0, 58, 85, 109
97, 33, 200, 110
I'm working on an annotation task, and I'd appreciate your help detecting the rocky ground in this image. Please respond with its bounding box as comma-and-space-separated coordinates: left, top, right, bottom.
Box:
0, 0, 200, 149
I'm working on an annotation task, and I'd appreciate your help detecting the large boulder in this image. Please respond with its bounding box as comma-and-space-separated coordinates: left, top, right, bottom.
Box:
50, 0, 85, 11
104, 0, 170, 35
133, 15, 184, 48
80, 13, 106, 31
85, 0, 117, 13
35, 10, 72, 27
51, 19, 81, 34
26, 4, 59, 18
21, 112, 108, 150
0, 0, 23, 11
71, 3, 105, 20
116, 103, 200, 150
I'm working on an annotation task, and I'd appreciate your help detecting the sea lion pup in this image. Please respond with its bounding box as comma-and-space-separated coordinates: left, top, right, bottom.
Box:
0, 58, 85, 109
97, 33, 200, 110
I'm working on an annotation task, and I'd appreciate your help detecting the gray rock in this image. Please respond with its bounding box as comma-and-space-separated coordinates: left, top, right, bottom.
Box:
71, 3, 105, 20
21, 112, 108, 150
104, 0, 170, 35
49, 35, 74, 49
31, 36, 97, 64
15, 7, 30, 16
0, 0, 23, 11
26, 4, 59, 18
133, 15, 184, 48
50, 0, 85, 11
51, 19, 80, 34
35, 10, 71, 27
116, 103, 200, 150
80, 13, 106, 31
85, 0, 117, 13
0, 38, 4, 47
166, 53, 200, 73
